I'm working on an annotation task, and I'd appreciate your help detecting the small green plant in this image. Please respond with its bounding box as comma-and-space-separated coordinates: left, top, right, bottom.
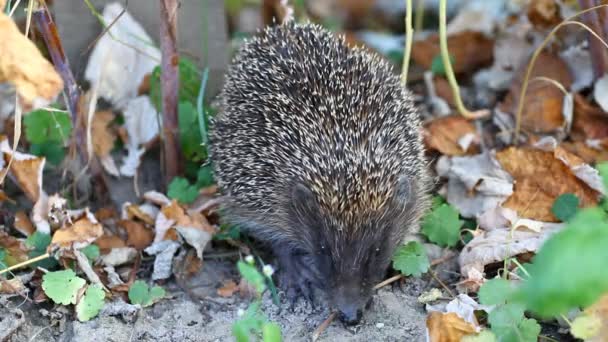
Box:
23, 106, 72, 165
392, 240, 430, 277
25, 231, 57, 269
128, 280, 166, 307
167, 177, 200, 204
421, 203, 464, 247
551, 193, 579, 222
232, 256, 282, 342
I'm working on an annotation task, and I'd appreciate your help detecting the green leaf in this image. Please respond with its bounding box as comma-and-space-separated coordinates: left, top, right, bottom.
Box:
571, 313, 602, 340
25, 232, 57, 269
196, 164, 215, 188
0, 249, 6, 269
167, 177, 199, 204
178, 102, 207, 162
431, 54, 455, 76
488, 303, 539, 342
514, 208, 608, 317
232, 302, 265, 342
24, 108, 72, 144
29, 142, 66, 165
128, 280, 165, 307
551, 193, 579, 222
42, 269, 86, 305
598, 162, 608, 193
149, 58, 202, 112
431, 195, 446, 209
81, 245, 100, 262
421, 203, 463, 247
237, 261, 266, 294
461, 330, 497, 342
76, 284, 106, 321
262, 322, 282, 342
392, 241, 430, 277
478, 278, 515, 306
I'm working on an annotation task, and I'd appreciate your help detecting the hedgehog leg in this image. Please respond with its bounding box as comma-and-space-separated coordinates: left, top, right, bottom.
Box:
275, 247, 315, 309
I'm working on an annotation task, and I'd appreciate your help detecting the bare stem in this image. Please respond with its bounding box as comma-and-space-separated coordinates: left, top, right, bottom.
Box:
0, 253, 51, 275
159, 0, 182, 188
401, 0, 414, 86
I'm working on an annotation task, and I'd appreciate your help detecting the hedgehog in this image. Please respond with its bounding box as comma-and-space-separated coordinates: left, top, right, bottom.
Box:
209, 21, 431, 325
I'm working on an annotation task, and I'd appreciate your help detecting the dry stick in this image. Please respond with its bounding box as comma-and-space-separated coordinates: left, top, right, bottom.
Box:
0, 253, 51, 276
578, 0, 608, 80
312, 311, 337, 342
513, 4, 608, 141
438, 0, 489, 120
401, 0, 414, 86
32, 6, 110, 199
159, 0, 182, 189
373, 253, 455, 290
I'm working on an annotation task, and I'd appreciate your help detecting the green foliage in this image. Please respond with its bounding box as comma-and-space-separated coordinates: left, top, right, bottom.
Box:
598, 162, 608, 192
76, 284, 105, 321
25, 232, 57, 269
167, 177, 199, 204
196, 164, 215, 188
262, 322, 282, 342
571, 314, 602, 340
551, 193, 579, 222
0, 249, 6, 268
237, 260, 266, 294
392, 241, 430, 277
421, 203, 463, 247
178, 102, 207, 162
233, 302, 266, 342
488, 303, 540, 342
514, 207, 608, 317
478, 278, 515, 306
461, 330, 497, 342
128, 280, 166, 307
42, 269, 86, 305
149, 58, 202, 113
23, 107, 72, 164
431, 53, 455, 76
81, 244, 100, 262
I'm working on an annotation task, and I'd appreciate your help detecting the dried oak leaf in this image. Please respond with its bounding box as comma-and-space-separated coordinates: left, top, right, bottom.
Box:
0, 11, 63, 111
426, 311, 477, 342
571, 93, 608, 141
412, 31, 494, 74
95, 234, 126, 254
118, 219, 153, 250
496, 147, 599, 221
499, 51, 572, 134
2, 149, 45, 203
527, 0, 562, 29
424, 115, 479, 156
51, 211, 104, 249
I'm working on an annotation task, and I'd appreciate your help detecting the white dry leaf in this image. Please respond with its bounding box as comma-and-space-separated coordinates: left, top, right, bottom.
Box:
119, 144, 145, 177
459, 225, 563, 276
31, 192, 50, 234
562, 92, 574, 135
445, 294, 488, 328
144, 240, 180, 280
100, 155, 120, 177
74, 249, 104, 287
560, 44, 593, 92
437, 152, 514, 218
512, 218, 544, 233
424, 71, 451, 117
0, 83, 15, 131
175, 226, 212, 259
446, 0, 511, 36
143, 191, 171, 206
100, 247, 137, 267
84, 2, 160, 110
153, 211, 175, 244
457, 133, 477, 152
477, 206, 518, 230
103, 265, 124, 288
357, 31, 404, 56
120, 96, 159, 177
594, 73, 608, 112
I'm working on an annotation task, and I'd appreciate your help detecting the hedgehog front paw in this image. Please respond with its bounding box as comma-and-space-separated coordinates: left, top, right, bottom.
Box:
275, 251, 316, 309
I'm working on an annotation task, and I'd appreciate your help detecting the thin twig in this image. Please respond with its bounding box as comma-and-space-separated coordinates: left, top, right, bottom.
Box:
401, 0, 414, 86
0, 253, 51, 275
312, 311, 337, 342
438, 0, 489, 120
430, 269, 455, 298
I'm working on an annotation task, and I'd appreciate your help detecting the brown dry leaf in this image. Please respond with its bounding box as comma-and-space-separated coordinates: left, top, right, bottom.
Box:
527, 0, 562, 29
0, 10, 63, 111
433, 77, 456, 108
0, 189, 12, 202
561, 141, 608, 165
159, 200, 215, 258
571, 93, 608, 141
424, 115, 479, 156
426, 311, 477, 342
412, 31, 494, 74
217, 280, 238, 298
125, 204, 156, 225
0, 277, 26, 294
3, 151, 45, 203
95, 206, 118, 222
0, 231, 28, 265
94, 234, 126, 254
118, 219, 153, 250
496, 147, 599, 221
14, 210, 35, 236
500, 51, 572, 133
51, 211, 104, 249
92, 110, 116, 157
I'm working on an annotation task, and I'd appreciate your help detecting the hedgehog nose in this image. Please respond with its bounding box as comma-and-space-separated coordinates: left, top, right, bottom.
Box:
338, 307, 362, 325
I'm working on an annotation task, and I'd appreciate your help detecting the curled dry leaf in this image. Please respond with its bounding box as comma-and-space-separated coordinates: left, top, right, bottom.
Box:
100, 247, 137, 267
561, 141, 608, 165
424, 115, 479, 156
120, 96, 159, 177
144, 240, 180, 280
1, 141, 45, 203
0, 231, 28, 266
51, 211, 104, 250
500, 51, 572, 134
118, 219, 153, 250
496, 146, 601, 221
143, 191, 171, 207
0, 9, 63, 111
92, 110, 119, 176
527, 0, 562, 29
95, 234, 126, 254
412, 31, 494, 75
426, 311, 477, 342
122, 202, 158, 225
572, 93, 608, 141
0, 277, 26, 294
